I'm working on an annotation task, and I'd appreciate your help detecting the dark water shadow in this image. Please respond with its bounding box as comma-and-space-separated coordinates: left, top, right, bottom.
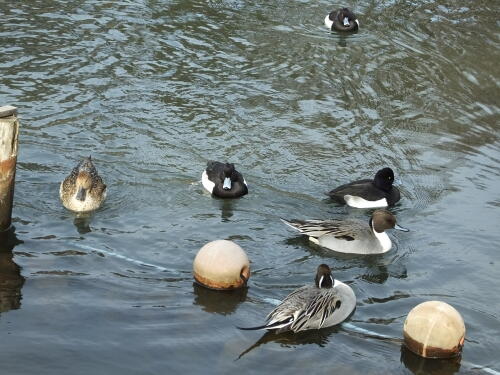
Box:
331, 29, 359, 48
237, 325, 339, 360
400, 345, 461, 375
207, 196, 236, 222
192, 282, 248, 315
72, 213, 93, 234
0, 227, 25, 313
218, 199, 234, 222
284, 236, 407, 284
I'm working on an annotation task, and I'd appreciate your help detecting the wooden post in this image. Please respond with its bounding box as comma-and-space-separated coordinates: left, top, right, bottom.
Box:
0, 105, 19, 232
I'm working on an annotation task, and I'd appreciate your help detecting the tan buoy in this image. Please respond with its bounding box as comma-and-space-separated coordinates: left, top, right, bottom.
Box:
403, 301, 465, 358
193, 240, 250, 290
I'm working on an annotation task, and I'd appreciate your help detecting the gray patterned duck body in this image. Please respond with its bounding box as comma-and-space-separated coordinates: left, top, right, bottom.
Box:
239, 264, 355, 333
282, 210, 408, 255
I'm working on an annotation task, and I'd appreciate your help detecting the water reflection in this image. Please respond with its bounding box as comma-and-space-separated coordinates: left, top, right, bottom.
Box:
335, 33, 356, 48
192, 282, 247, 315
0, 228, 25, 313
72, 213, 92, 234
286, 236, 408, 284
359, 261, 408, 284
218, 200, 234, 222
400, 345, 461, 375
237, 326, 338, 359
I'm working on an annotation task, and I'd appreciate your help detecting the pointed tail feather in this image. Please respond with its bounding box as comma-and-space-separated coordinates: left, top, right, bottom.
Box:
324, 190, 334, 197
280, 218, 306, 231
236, 324, 270, 331
237, 318, 293, 331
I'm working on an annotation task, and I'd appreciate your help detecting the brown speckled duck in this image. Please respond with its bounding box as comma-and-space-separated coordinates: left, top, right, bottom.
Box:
60, 156, 107, 212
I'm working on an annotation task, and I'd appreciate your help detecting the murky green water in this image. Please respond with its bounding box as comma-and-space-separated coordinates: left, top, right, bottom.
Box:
1, 0, 499, 373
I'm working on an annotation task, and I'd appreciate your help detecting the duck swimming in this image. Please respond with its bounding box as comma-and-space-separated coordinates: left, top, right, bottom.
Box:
327, 167, 401, 208
324, 8, 359, 32
282, 210, 408, 255
60, 156, 107, 212
239, 264, 355, 332
202, 161, 248, 198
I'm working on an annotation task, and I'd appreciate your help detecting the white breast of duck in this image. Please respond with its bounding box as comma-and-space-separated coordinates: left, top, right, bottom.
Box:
60, 157, 107, 213
59, 182, 107, 212
314, 230, 389, 254
344, 195, 388, 208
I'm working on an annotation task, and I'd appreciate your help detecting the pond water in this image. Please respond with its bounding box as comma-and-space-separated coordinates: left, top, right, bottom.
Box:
1, 0, 499, 374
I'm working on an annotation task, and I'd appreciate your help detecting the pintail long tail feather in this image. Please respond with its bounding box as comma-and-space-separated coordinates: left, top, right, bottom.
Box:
237, 317, 293, 331
280, 218, 304, 230
281, 218, 338, 238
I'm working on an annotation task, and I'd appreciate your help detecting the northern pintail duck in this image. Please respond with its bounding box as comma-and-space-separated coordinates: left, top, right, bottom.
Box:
202, 161, 248, 198
324, 8, 359, 32
326, 167, 400, 208
239, 264, 355, 332
282, 210, 408, 254
60, 156, 107, 212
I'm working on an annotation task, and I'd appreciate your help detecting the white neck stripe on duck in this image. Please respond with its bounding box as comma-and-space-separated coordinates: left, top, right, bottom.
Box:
370, 219, 392, 252
318, 274, 335, 288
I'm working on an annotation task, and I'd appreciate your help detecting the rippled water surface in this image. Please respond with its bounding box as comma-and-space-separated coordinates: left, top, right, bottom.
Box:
1, 0, 499, 374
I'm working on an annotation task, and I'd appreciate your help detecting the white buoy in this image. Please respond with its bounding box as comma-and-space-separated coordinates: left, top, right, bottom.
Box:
193, 240, 250, 290
403, 301, 465, 358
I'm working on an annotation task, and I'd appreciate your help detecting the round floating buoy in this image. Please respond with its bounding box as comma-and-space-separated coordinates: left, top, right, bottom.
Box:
403, 301, 465, 358
193, 240, 250, 290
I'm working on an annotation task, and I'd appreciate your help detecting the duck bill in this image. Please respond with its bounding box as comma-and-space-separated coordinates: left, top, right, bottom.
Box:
343, 17, 350, 26
76, 187, 87, 201
394, 224, 409, 232
223, 177, 232, 190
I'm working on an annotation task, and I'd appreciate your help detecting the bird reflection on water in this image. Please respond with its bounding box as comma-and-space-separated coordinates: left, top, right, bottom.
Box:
237, 325, 339, 360
219, 199, 234, 222
72, 213, 92, 234
285, 235, 408, 284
